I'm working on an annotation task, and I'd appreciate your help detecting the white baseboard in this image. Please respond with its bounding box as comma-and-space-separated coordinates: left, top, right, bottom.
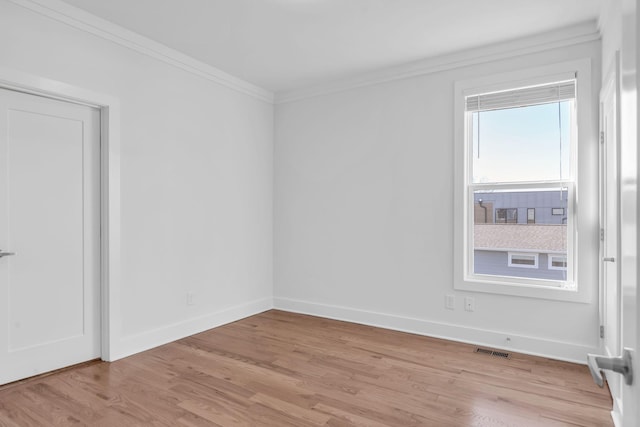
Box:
113, 297, 273, 360
109, 296, 598, 365
610, 397, 622, 427
273, 297, 599, 364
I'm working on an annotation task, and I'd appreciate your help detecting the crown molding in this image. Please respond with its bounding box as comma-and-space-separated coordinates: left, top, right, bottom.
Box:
596, 0, 617, 38
276, 20, 601, 104
9, 0, 599, 107
8, 0, 275, 103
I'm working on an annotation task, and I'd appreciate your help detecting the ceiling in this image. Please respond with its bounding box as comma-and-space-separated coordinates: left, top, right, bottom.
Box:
61, 0, 604, 93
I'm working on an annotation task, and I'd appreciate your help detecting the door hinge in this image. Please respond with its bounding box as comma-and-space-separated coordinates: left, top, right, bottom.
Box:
600, 131, 605, 144
600, 228, 605, 241
600, 325, 605, 338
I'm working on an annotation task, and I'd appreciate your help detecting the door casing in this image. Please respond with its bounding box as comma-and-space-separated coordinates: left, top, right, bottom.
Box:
0, 66, 122, 362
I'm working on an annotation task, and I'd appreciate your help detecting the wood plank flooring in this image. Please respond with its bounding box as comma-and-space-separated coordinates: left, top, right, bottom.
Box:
0, 310, 613, 426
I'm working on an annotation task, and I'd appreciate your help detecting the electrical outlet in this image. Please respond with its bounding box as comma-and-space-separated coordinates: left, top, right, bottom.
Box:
187, 292, 195, 306
445, 294, 455, 310
464, 296, 475, 312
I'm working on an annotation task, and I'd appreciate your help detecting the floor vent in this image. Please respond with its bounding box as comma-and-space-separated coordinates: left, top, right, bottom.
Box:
474, 347, 511, 359
474, 348, 493, 356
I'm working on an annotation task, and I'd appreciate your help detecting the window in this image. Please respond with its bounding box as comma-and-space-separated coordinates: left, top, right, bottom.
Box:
527, 208, 535, 224
508, 252, 538, 268
466, 80, 574, 285
548, 255, 568, 270
496, 208, 517, 224
453, 60, 594, 302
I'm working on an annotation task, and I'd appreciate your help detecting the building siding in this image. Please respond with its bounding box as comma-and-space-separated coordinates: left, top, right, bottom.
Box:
474, 251, 568, 281
473, 190, 568, 225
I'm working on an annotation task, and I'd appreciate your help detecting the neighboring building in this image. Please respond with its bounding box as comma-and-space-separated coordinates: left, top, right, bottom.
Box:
472, 190, 568, 281
473, 190, 568, 225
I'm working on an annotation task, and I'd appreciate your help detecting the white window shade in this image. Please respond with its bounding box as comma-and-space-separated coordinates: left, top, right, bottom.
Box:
466, 80, 576, 112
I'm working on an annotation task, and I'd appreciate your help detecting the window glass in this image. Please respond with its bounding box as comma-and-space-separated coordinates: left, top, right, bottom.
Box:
495, 208, 517, 223
473, 188, 568, 280
471, 102, 572, 183
467, 84, 574, 285
527, 208, 535, 224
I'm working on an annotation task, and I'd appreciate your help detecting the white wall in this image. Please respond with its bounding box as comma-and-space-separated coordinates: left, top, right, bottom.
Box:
275, 39, 602, 362
0, 0, 607, 366
0, 2, 274, 358
600, 0, 628, 77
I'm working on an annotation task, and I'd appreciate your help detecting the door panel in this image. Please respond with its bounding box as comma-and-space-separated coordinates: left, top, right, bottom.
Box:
620, 4, 639, 422
598, 40, 639, 425
600, 65, 621, 409
0, 88, 100, 385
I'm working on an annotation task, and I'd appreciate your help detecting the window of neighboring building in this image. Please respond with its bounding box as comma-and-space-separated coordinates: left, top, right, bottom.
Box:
548, 255, 568, 270
527, 208, 535, 224
508, 252, 538, 268
496, 208, 517, 224
453, 60, 594, 302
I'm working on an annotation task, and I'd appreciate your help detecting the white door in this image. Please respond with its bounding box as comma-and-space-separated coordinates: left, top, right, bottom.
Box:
0, 88, 101, 385
599, 61, 622, 417
620, 3, 639, 423
597, 25, 639, 423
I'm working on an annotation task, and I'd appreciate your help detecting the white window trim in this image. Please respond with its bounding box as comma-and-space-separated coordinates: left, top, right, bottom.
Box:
453, 58, 595, 303
508, 252, 539, 269
548, 255, 568, 271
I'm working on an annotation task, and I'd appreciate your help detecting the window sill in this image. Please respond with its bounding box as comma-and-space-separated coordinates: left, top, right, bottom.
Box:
454, 277, 590, 303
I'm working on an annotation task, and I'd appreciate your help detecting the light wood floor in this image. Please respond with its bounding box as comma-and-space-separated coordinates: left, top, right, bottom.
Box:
0, 310, 613, 426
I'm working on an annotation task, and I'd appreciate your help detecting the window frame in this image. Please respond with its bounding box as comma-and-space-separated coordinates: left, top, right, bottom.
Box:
453, 59, 595, 303
508, 252, 539, 269
527, 208, 535, 224
548, 255, 568, 271
466, 86, 576, 288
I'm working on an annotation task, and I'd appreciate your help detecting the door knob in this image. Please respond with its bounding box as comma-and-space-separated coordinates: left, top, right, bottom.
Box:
587, 348, 634, 387
0, 250, 15, 258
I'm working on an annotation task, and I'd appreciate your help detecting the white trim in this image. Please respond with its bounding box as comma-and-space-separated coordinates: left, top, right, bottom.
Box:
6, 0, 598, 106
276, 21, 600, 104
508, 252, 539, 269
7, 0, 274, 103
0, 65, 122, 362
0, 69, 277, 362
454, 58, 594, 303
610, 403, 622, 427
478, 248, 566, 254
273, 297, 599, 364
115, 298, 273, 360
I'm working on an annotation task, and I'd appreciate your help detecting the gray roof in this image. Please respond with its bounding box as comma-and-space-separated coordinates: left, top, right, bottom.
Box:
474, 224, 567, 253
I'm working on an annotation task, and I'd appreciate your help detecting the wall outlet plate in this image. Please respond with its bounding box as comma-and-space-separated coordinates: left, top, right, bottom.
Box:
464, 296, 475, 312
445, 294, 455, 310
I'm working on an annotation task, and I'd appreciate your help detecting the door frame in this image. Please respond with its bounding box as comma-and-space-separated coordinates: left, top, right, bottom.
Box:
599, 51, 623, 424
0, 66, 121, 362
